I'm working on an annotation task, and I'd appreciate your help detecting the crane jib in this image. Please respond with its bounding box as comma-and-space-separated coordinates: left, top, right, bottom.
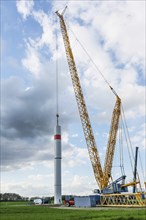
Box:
56, 11, 121, 190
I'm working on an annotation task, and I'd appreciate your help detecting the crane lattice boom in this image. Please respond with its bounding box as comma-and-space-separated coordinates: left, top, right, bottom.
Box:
103, 96, 121, 187
56, 11, 121, 190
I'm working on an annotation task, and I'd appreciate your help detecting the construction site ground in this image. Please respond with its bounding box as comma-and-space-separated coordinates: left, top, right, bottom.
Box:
1, 202, 146, 220
54, 205, 146, 210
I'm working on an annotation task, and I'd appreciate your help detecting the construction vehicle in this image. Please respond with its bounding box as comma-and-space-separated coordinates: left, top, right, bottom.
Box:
64, 195, 74, 207
102, 176, 128, 194
56, 7, 145, 206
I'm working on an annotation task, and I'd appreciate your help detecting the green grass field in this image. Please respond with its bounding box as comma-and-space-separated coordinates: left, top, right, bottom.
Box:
0, 202, 145, 220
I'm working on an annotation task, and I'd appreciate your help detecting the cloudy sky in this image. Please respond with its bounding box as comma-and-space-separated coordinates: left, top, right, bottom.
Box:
1, 0, 145, 197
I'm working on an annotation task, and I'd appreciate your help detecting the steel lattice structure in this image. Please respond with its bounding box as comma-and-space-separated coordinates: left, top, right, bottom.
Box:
101, 192, 146, 206
56, 11, 121, 190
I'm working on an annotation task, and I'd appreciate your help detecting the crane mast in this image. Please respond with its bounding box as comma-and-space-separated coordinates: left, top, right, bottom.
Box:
56, 10, 121, 190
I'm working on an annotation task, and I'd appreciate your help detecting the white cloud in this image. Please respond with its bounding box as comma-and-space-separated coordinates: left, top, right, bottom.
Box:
130, 123, 146, 149
1, 1, 145, 197
62, 174, 97, 195
1, 172, 96, 197
55, 2, 145, 132
16, 0, 34, 20
22, 43, 42, 77
71, 133, 78, 138
16, 0, 145, 118
61, 131, 89, 168
1, 182, 53, 197
32, 10, 55, 50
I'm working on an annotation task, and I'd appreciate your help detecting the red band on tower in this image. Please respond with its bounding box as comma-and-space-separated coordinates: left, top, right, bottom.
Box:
54, 134, 61, 140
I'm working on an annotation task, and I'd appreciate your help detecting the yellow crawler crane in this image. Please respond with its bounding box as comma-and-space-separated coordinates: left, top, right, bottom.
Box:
56, 7, 146, 207
56, 8, 121, 190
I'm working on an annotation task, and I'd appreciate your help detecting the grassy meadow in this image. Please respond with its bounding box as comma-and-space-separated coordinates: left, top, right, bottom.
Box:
0, 202, 145, 220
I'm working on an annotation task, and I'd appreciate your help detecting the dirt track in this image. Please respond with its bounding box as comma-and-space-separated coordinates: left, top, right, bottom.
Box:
52, 205, 145, 210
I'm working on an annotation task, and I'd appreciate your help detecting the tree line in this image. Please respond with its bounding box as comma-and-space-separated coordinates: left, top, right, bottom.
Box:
0, 193, 29, 201
0, 193, 69, 202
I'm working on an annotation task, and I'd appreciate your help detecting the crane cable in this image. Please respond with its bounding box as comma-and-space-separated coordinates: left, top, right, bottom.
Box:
112, 117, 125, 176
65, 22, 119, 98
119, 118, 125, 176
58, 9, 144, 189
55, 16, 59, 124
139, 151, 145, 184
121, 112, 134, 176
64, 11, 136, 181
68, 19, 139, 182
121, 105, 135, 160
121, 106, 142, 191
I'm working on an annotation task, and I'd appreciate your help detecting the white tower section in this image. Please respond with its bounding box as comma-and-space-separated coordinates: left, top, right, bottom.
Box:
54, 118, 62, 204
